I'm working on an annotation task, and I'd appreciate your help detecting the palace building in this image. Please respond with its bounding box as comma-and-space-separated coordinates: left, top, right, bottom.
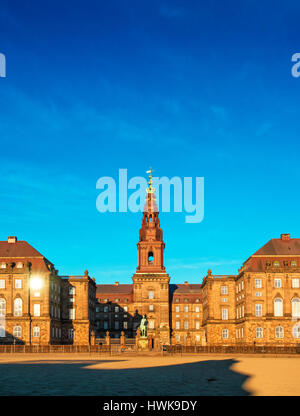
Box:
1, 175, 300, 346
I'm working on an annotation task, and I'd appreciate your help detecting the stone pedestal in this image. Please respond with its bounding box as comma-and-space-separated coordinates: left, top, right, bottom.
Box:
137, 337, 149, 351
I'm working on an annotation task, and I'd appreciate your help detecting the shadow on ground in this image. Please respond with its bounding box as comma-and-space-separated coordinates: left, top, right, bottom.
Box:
0, 359, 250, 396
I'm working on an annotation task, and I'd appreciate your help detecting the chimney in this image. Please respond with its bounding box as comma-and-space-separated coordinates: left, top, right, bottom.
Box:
281, 234, 290, 241
184, 281, 188, 285
115, 281, 119, 286
8, 236, 17, 243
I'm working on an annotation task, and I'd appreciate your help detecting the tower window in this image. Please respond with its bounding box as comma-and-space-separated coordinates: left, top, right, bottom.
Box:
148, 252, 154, 264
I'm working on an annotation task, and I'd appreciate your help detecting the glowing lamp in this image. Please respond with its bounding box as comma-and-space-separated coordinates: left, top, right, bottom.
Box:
30, 277, 42, 290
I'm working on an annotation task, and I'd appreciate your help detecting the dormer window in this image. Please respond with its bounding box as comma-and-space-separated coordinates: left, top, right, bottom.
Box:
273, 261, 280, 267
16, 262, 23, 269
291, 261, 297, 267
0, 263, 6, 269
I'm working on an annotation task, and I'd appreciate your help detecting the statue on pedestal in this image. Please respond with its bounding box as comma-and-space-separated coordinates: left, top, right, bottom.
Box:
139, 314, 148, 337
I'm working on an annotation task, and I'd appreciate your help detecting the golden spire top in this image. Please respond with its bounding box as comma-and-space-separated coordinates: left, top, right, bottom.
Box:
146, 167, 155, 194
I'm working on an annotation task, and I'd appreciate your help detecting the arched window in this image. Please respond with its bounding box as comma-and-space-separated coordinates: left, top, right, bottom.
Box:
13, 326, 22, 338
0, 326, 5, 337
0, 298, 6, 317
222, 329, 229, 339
275, 326, 284, 338
274, 298, 283, 316
292, 298, 300, 318
256, 327, 263, 338
292, 324, 300, 339
14, 298, 22, 317
33, 326, 40, 337
148, 252, 154, 264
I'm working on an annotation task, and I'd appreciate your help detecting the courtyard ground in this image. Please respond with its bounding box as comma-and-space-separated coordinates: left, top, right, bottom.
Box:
0, 353, 299, 396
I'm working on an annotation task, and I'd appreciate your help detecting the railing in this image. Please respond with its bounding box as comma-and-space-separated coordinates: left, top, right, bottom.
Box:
164, 345, 300, 354
0, 345, 111, 354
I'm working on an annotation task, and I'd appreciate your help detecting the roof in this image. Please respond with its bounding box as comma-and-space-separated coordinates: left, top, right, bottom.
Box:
252, 238, 300, 256
170, 284, 202, 294
96, 284, 133, 294
0, 240, 44, 258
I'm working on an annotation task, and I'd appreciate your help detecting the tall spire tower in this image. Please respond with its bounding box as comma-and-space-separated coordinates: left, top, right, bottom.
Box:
132, 168, 170, 345
136, 168, 165, 272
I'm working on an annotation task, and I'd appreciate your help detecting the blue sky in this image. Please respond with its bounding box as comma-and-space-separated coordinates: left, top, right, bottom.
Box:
0, 0, 300, 283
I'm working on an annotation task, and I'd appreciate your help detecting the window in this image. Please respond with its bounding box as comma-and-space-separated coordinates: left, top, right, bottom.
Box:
149, 304, 154, 311
195, 306, 200, 312
15, 279, 22, 289
0, 298, 5, 317
0, 326, 5, 337
0, 280, 5, 289
148, 251, 154, 264
291, 261, 297, 267
196, 298, 200, 303
14, 298, 22, 316
0, 263, 6, 269
184, 306, 189, 313
222, 308, 228, 320
274, 298, 283, 317
195, 321, 200, 329
148, 320, 154, 329
33, 304, 40, 317
114, 321, 119, 330
13, 326, 22, 338
292, 279, 299, 288
222, 329, 229, 339
175, 306, 180, 313
104, 306, 109, 313
222, 298, 228, 302
115, 298, 119, 302
241, 281, 244, 290
273, 261, 280, 267
33, 326, 40, 337
184, 298, 189, 303
69, 287, 75, 295
256, 327, 263, 338
184, 321, 189, 329
175, 298, 180, 303
195, 335, 200, 342
34, 291, 40, 297
123, 306, 128, 312
292, 325, 300, 339
221, 286, 228, 295
255, 292, 262, 297
175, 321, 180, 329
104, 321, 108, 330
69, 308, 75, 320
114, 306, 119, 313
255, 279, 262, 288
275, 326, 284, 338
16, 262, 23, 269
68, 328, 74, 339
255, 304, 262, 317
175, 334, 180, 342
274, 279, 281, 288
148, 290, 154, 299
123, 322, 128, 329
292, 298, 300, 318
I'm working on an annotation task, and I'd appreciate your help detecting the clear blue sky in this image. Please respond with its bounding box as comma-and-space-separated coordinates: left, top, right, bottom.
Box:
0, 0, 299, 284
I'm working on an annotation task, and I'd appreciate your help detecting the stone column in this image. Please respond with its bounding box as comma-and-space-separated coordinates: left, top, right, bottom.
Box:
105, 330, 110, 346
120, 330, 125, 347
90, 330, 96, 346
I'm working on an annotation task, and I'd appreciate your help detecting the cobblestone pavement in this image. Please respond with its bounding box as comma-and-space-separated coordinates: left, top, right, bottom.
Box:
0, 354, 299, 396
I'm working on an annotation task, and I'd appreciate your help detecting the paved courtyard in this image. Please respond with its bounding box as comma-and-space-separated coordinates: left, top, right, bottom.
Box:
0, 353, 300, 396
